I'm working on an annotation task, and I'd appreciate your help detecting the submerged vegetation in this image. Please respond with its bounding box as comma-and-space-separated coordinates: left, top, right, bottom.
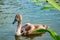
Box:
31, 0, 60, 10
34, 29, 60, 40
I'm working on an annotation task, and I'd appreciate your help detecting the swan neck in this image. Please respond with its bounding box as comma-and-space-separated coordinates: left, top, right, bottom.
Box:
16, 22, 22, 36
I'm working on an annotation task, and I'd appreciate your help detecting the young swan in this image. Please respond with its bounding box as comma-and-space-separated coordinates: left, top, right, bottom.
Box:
13, 14, 49, 36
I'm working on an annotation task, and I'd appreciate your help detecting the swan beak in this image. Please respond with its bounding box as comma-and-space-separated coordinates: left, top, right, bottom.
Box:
12, 18, 17, 24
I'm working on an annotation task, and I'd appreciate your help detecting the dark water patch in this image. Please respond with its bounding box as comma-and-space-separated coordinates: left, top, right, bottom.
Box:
0, 15, 8, 19
0, 11, 2, 12
0, 22, 4, 25
0, 0, 4, 5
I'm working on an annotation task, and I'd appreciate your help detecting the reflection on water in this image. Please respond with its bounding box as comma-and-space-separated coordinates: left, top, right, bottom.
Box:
15, 36, 20, 40
15, 32, 45, 40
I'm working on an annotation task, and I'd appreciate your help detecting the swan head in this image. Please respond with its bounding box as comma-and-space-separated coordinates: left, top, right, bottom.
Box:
13, 14, 22, 24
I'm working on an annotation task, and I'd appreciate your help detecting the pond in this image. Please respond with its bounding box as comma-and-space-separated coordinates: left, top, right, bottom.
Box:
0, 0, 60, 40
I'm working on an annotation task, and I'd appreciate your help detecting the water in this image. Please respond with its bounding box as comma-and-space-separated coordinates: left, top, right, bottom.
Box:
0, 0, 60, 40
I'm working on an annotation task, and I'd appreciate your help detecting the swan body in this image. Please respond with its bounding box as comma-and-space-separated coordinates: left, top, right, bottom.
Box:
13, 14, 48, 36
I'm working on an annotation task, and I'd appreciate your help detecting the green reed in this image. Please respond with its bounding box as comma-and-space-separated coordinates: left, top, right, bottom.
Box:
34, 29, 60, 40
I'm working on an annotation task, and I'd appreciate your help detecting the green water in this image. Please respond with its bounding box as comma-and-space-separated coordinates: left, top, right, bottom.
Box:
0, 0, 60, 40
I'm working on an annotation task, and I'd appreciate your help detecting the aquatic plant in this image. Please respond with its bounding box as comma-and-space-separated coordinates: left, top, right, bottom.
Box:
47, 0, 60, 10
31, 0, 60, 10
34, 29, 60, 40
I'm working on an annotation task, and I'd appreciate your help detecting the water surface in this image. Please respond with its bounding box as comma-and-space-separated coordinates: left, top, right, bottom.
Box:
0, 0, 60, 40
